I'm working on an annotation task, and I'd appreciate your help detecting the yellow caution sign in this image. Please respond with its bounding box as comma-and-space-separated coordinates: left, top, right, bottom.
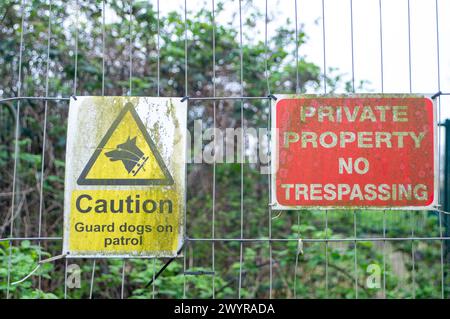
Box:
63, 97, 186, 257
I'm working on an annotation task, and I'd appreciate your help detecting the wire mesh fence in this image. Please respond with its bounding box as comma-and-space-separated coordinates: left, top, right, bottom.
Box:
1, 0, 450, 299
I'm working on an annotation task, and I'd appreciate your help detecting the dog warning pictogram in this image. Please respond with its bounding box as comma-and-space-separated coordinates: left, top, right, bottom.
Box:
77, 103, 174, 186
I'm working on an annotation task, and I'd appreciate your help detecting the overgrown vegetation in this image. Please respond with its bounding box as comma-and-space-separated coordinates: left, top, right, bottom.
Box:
0, 0, 448, 298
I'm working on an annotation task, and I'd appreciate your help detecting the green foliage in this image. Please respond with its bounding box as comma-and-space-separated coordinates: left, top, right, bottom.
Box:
0, 0, 447, 299
0, 240, 56, 299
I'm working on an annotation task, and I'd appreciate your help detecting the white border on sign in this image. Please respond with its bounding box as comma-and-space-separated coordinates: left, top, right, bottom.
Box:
270, 94, 438, 211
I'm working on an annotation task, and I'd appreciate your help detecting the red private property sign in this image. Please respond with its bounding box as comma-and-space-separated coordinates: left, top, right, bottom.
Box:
271, 95, 437, 209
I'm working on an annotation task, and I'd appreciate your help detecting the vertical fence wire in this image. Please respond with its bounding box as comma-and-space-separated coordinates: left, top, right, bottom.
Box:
349, 0, 355, 94
89, 0, 107, 299
5, 0, 26, 300
152, 258, 156, 299
321, 0, 330, 299
294, 0, 299, 95
128, 0, 133, 96
183, 0, 188, 299
350, 0, 358, 299
264, 0, 271, 97
118, 0, 134, 300
406, 0, 416, 299
324, 209, 329, 297
407, 0, 412, 94
121, 259, 126, 299
37, 0, 53, 292
378, 0, 388, 300
89, 259, 96, 299
101, 0, 106, 96
353, 210, 358, 298
294, 211, 300, 298
378, 0, 387, 299
73, 0, 79, 96
321, 0, 327, 94
383, 209, 387, 298
265, 0, 272, 299
435, 0, 445, 300
378, 0, 384, 93
65, 0, 80, 298
237, 0, 245, 299
64, 258, 68, 298
153, 0, 161, 299
293, 0, 300, 299
156, 0, 160, 97
211, 0, 217, 299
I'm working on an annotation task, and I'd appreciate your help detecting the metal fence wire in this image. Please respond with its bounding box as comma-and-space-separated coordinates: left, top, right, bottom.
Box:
1, 0, 450, 299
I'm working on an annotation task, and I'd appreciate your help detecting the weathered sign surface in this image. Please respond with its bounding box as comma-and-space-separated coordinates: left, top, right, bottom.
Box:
63, 97, 186, 257
271, 94, 436, 209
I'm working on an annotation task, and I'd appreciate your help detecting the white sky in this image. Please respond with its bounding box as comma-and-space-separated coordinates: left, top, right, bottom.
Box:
159, 0, 450, 120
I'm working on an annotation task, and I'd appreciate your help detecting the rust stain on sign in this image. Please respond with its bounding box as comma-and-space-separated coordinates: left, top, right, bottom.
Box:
271, 94, 436, 210
63, 97, 187, 257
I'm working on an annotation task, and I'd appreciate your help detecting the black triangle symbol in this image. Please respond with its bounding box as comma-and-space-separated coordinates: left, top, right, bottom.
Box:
77, 103, 174, 186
